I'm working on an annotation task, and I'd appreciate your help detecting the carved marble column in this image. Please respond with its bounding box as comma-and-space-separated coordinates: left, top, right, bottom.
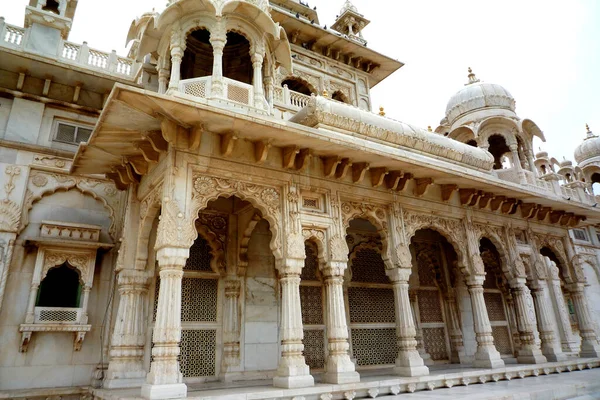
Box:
141, 247, 188, 399
466, 275, 505, 368
530, 281, 567, 361
568, 283, 600, 357
210, 27, 226, 96
251, 52, 266, 110
168, 45, 183, 90
387, 268, 429, 377
444, 292, 467, 364
409, 290, 432, 365
509, 278, 547, 364
273, 257, 314, 389
546, 259, 579, 353
223, 278, 241, 369
322, 260, 359, 384
505, 294, 521, 354
105, 270, 151, 388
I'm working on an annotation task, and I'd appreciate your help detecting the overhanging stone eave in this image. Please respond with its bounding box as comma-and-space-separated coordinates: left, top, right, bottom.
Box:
70, 84, 600, 223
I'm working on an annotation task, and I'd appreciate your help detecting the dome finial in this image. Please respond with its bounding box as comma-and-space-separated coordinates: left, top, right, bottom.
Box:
466, 67, 480, 85
585, 123, 597, 139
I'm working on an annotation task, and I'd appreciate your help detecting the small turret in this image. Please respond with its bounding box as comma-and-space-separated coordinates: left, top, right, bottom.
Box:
331, 0, 369, 46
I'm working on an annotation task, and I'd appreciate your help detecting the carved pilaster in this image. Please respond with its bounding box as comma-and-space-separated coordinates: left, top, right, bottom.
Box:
322, 260, 359, 384
387, 266, 428, 377
105, 270, 152, 388
568, 283, 600, 357
273, 258, 314, 389
466, 274, 504, 368
509, 278, 547, 364
223, 278, 241, 368
530, 281, 567, 361
141, 247, 188, 400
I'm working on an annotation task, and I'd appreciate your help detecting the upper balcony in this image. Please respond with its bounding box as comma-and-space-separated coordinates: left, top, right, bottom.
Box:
0, 17, 139, 80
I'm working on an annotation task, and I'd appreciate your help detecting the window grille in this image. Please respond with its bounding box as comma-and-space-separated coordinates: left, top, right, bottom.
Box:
348, 287, 395, 323
181, 278, 218, 322
39, 308, 78, 322
302, 197, 319, 209
422, 327, 448, 360
54, 122, 92, 145
484, 292, 507, 322
185, 237, 213, 272
351, 328, 397, 366
491, 326, 512, 355
300, 286, 323, 325
350, 247, 389, 284
180, 329, 216, 377
417, 290, 444, 323
573, 229, 588, 241
303, 329, 325, 369
301, 242, 319, 281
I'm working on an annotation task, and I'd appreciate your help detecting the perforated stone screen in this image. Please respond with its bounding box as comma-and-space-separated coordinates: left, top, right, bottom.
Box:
348, 287, 395, 323
300, 286, 323, 325
351, 328, 398, 366
185, 237, 213, 272
301, 242, 319, 281
418, 290, 444, 323
350, 247, 389, 284
303, 329, 325, 369
422, 327, 448, 361
180, 329, 216, 377
181, 278, 218, 322
491, 325, 513, 355
484, 292, 507, 321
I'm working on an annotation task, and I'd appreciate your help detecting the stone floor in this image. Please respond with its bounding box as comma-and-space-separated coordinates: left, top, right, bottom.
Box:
90, 358, 600, 400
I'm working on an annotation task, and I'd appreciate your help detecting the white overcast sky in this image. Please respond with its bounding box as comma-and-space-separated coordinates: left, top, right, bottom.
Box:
2, 0, 599, 162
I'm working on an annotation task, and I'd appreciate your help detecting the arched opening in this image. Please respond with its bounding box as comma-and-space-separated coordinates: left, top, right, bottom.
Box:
42, 0, 60, 14
591, 173, 600, 195
345, 218, 397, 368
332, 90, 350, 104
466, 140, 478, 147
300, 240, 326, 371
565, 173, 572, 183
181, 28, 214, 81
282, 78, 314, 96
223, 31, 252, 85
488, 135, 511, 170
541, 165, 547, 175
37, 263, 81, 308
410, 229, 463, 364
480, 238, 516, 357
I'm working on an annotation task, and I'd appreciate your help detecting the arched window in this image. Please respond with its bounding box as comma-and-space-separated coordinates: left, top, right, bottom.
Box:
466, 139, 477, 147
181, 28, 214, 81
488, 134, 511, 170
42, 0, 60, 14
223, 32, 252, 85
282, 78, 313, 95
37, 263, 81, 308
541, 165, 547, 174
332, 90, 350, 104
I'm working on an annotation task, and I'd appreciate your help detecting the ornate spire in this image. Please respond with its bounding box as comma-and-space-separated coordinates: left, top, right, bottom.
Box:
585, 123, 597, 139
340, 0, 359, 15
466, 67, 480, 85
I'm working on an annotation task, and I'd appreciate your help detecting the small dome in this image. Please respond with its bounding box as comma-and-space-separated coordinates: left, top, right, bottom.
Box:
445, 68, 516, 126
574, 124, 600, 165
559, 159, 573, 168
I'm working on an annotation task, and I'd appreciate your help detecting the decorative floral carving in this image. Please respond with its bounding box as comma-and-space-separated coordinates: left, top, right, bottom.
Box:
194, 176, 217, 196
0, 200, 20, 232
155, 198, 197, 250
31, 173, 48, 188
42, 250, 93, 286
261, 188, 280, 209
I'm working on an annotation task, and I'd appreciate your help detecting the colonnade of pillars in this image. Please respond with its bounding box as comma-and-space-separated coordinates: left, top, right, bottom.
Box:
105, 233, 600, 399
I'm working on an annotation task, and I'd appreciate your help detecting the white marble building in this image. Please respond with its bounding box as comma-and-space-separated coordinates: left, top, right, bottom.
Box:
1, 1, 600, 399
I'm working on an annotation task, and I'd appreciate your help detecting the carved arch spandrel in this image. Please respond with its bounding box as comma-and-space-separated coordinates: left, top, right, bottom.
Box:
401, 210, 469, 277
533, 233, 575, 283
340, 200, 391, 269
190, 175, 283, 260
472, 223, 517, 282
21, 171, 123, 241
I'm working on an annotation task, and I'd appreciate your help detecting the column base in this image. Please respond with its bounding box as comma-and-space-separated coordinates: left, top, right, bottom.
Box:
323, 370, 360, 384
541, 345, 568, 362
141, 383, 187, 399
394, 365, 429, 377
580, 341, 600, 358
104, 376, 146, 389
474, 346, 504, 369
273, 374, 315, 389
394, 350, 429, 377
516, 350, 547, 364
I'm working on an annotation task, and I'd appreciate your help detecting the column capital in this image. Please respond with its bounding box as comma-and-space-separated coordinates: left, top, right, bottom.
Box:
117, 269, 152, 287
386, 267, 411, 283
322, 261, 347, 278
156, 247, 189, 270
567, 282, 585, 293
276, 257, 304, 276
508, 277, 528, 288
466, 274, 486, 287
